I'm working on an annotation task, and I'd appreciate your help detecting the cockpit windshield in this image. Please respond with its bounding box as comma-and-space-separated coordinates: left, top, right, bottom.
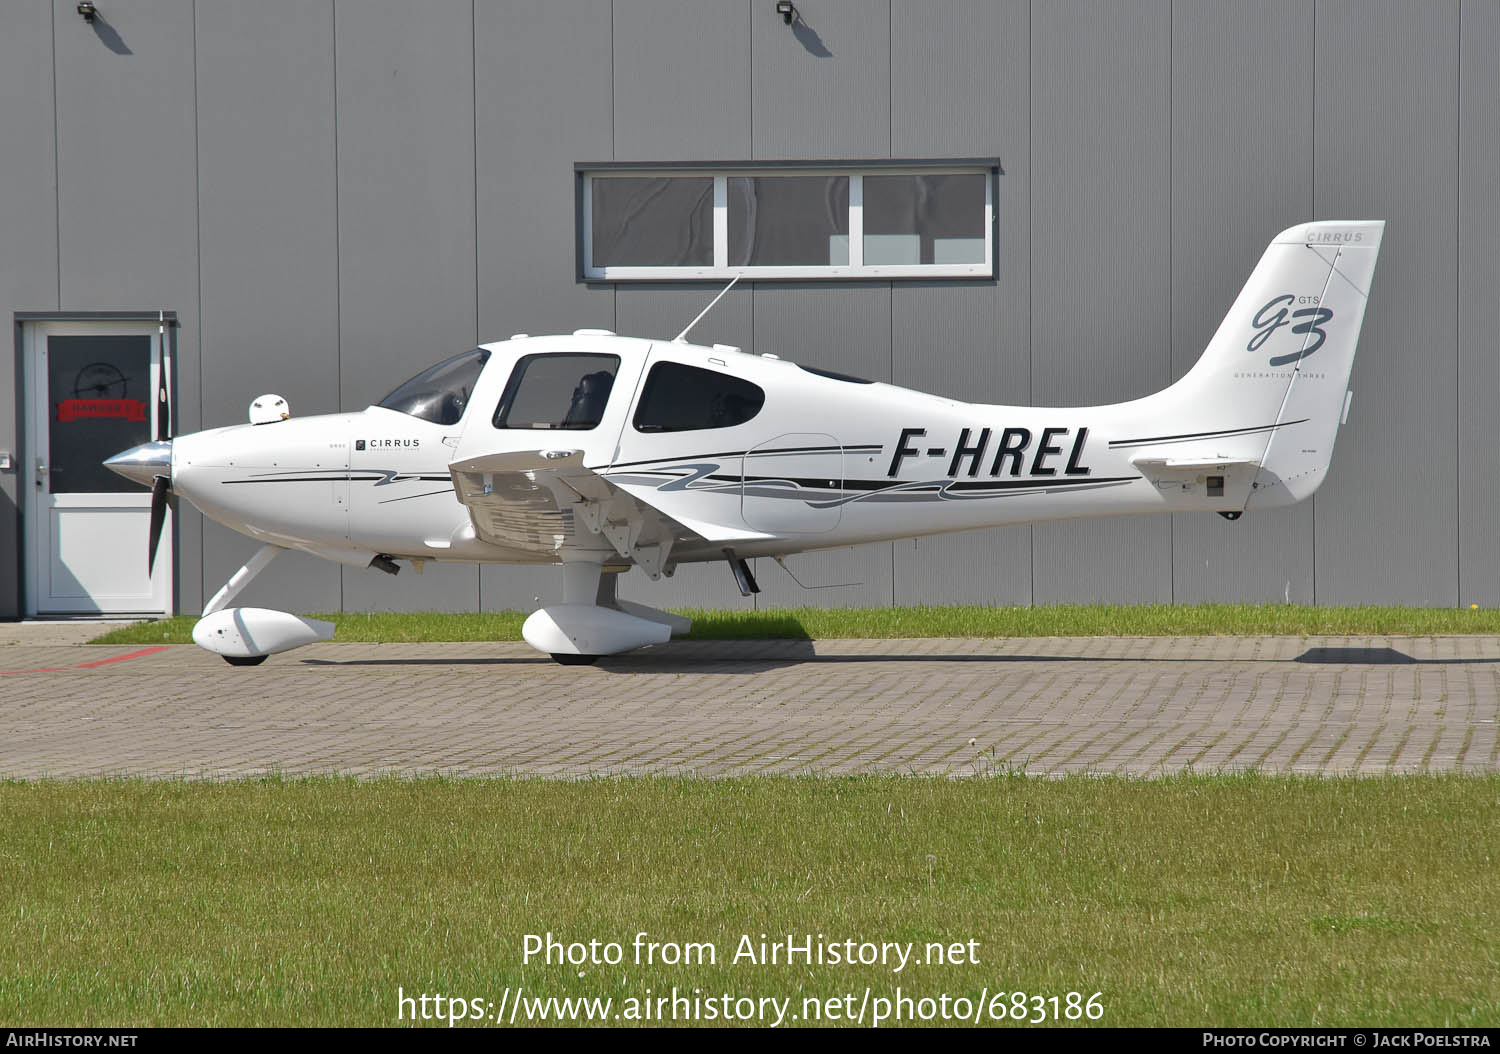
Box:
377, 348, 490, 425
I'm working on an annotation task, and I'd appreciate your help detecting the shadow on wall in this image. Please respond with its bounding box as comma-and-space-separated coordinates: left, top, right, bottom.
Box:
89, 13, 132, 55
792, 18, 832, 58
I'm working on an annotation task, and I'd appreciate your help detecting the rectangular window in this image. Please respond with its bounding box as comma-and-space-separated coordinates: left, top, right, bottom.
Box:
493, 353, 620, 431
863, 173, 987, 266
727, 175, 849, 267
590, 177, 714, 269
579, 161, 995, 281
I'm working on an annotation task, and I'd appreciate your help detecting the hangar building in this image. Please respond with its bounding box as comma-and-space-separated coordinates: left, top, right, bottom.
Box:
1, 0, 1496, 618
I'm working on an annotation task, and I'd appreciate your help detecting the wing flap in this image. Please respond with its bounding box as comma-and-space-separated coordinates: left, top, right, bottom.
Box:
449, 449, 701, 574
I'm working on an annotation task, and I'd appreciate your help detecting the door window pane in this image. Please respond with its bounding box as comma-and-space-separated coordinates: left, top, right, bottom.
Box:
863, 173, 986, 265
493, 354, 620, 430
590, 177, 714, 268
48, 334, 153, 494
633, 362, 765, 432
727, 175, 850, 267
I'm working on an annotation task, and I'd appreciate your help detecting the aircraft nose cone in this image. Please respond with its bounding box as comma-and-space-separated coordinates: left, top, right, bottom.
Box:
104, 439, 172, 489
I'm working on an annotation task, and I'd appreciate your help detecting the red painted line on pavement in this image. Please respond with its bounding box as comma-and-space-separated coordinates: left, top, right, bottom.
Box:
74, 646, 171, 668
1, 645, 170, 676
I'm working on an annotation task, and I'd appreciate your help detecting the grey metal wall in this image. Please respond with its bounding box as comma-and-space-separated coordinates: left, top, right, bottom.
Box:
2, 0, 1495, 618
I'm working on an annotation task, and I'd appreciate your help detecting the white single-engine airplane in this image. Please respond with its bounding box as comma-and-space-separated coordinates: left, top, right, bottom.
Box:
106, 220, 1382, 665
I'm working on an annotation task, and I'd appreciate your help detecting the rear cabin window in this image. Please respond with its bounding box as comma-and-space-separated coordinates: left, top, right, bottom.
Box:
493, 353, 620, 430
632, 362, 765, 432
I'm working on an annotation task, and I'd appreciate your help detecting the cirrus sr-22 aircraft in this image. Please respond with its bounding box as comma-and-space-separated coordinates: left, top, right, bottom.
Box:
106, 220, 1383, 665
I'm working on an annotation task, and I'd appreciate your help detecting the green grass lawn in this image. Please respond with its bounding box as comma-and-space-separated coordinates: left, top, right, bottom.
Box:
1, 775, 1496, 1027
90, 602, 1500, 646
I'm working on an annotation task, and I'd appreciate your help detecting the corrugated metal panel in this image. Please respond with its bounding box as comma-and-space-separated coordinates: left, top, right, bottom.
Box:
619, 561, 758, 613
51, 0, 205, 611
0, 3, 57, 316
614, 285, 753, 352
0, 1, 59, 617
753, 545, 896, 611
197, 1, 340, 427
613, 0, 751, 161
1312, 0, 1460, 605
335, 0, 477, 409
479, 562, 563, 615
893, 529, 1033, 607
751, 0, 891, 159
201, 522, 344, 617
755, 283, 891, 380
1029, 0, 1172, 604
1168, 0, 1317, 604
343, 559, 480, 614
13, 1, 1500, 616
1457, 0, 1500, 607
891, 0, 1022, 157
53, 0, 198, 327
194, 1, 343, 614
335, 0, 479, 612
477, 0, 614, 340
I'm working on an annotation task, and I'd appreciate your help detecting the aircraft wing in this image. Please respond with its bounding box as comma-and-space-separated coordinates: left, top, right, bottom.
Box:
448, 449, 704, 577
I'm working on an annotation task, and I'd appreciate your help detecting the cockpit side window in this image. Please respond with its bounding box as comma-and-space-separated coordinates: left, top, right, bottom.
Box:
493, 353, 621, 430
632, 361, 765, 432
377, 348, 490, 425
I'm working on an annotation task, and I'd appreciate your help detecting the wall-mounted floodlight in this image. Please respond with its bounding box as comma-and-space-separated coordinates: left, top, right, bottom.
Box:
775, 2, 798, 26
77, 2, 98, 22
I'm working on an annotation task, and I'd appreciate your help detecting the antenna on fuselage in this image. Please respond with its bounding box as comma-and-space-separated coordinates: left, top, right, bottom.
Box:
673, 274, 742, 344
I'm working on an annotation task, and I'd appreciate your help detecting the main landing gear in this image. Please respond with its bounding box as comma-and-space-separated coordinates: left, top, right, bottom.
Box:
523, 558, 692, 665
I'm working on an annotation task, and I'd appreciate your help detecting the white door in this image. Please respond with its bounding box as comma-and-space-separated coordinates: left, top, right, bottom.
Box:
24, 321, 172, 616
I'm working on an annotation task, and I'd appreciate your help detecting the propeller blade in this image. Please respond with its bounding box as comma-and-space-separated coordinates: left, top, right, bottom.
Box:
148, 474, 170, 575
156, 320, 172, 439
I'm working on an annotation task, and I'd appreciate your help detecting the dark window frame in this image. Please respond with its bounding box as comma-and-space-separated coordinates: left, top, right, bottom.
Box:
577, 159, 1000, 283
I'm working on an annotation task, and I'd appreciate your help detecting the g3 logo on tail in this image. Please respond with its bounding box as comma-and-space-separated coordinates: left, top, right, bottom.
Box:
1249, 294, 1333, 366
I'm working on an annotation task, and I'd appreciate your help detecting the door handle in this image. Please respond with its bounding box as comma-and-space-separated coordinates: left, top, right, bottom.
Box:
34, 459, 45, 487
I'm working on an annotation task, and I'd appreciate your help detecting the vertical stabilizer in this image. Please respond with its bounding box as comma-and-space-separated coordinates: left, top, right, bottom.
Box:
1151, 220, 1384, 507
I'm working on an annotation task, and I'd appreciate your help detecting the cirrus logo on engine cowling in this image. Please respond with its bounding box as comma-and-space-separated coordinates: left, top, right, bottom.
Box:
355, 438, 420, 451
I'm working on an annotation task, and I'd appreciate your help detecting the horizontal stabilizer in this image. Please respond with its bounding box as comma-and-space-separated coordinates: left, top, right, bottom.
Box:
1130, 452, 1260, 508
1130, 455, 1262, 473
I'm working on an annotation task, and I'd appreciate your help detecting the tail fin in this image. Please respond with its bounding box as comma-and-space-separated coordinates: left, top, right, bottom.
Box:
1152, 220, 1384, 508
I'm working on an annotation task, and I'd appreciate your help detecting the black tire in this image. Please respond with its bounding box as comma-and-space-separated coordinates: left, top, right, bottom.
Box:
551, 653, 601, 666
223, 654, 269, 667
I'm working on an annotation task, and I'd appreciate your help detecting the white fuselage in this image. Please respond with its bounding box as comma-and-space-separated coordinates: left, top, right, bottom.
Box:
170, 332, 1275, 571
